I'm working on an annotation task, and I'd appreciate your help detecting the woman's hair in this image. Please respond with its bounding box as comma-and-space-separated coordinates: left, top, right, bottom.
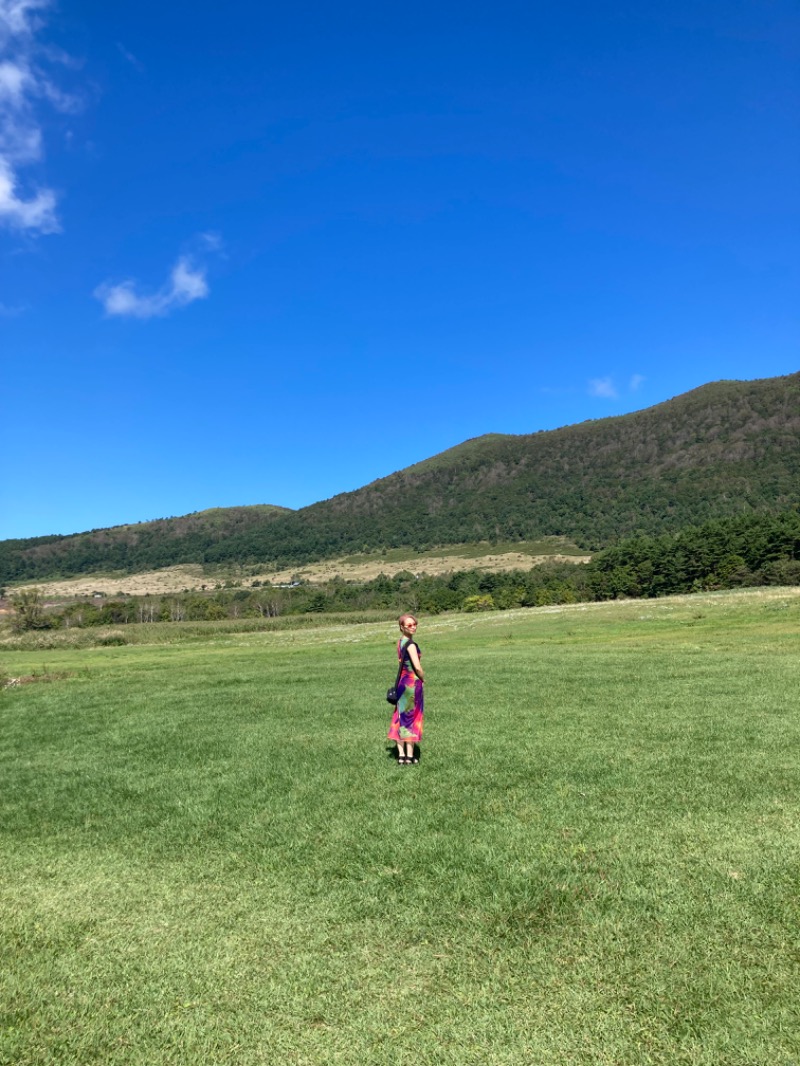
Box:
398, 613, 417, 627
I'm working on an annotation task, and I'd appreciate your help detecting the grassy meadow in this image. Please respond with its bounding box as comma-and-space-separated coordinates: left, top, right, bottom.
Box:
1, 589, 799, 1065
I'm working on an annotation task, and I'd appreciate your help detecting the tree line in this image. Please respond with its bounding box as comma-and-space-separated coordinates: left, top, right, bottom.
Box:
8, 509, 800, 631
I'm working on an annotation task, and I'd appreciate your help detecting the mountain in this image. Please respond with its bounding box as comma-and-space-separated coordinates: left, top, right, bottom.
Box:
0, 506, 291, 585
198, 371, 800, 564
3, 372, 799, 584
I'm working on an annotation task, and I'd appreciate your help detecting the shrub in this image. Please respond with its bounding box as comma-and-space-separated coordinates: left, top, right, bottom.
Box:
463, 594, 496, 612
97, 633, 127, 646
9, 588, 52, 632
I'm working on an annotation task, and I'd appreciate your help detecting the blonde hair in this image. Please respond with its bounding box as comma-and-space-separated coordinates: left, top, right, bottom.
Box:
398, 613, 418, 627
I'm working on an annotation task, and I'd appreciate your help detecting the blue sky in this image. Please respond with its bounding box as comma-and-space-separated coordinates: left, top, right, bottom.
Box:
1, 0, 798, 540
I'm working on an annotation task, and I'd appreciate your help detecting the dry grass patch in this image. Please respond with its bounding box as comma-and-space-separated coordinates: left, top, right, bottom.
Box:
261, 550, 590, 585
13, 565, 208, 599
12, 547, 590, 599
2, 669, 73, 688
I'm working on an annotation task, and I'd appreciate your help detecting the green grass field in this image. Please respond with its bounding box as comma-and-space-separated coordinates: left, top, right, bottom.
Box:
1, 589, 799, 1065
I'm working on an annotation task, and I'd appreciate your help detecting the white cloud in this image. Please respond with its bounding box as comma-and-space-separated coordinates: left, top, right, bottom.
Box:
0, 1, 48, 44
95, 255, 210, 319
629, 373, 645, 392
0, 154, 56, 229
588, 377, 618, 399
0, 0, 77, 234
0, 59, 31, 103
170, 256, 209, 302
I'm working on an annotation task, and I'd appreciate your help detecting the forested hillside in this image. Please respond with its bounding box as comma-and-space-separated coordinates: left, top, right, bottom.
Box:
177, 371, 800, 565
0, 506, 291, 585
3, 372, 799, 584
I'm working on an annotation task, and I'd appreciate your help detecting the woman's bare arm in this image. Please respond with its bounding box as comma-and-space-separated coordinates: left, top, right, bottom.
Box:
407, 643, 424, 682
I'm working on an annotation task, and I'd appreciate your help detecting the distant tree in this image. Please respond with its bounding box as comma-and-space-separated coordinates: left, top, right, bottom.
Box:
251, 597, 281, 618
99, 600, 135, 625
494, 585, 525, 610
305, 591, 327, 613
463, 594, 495, 612
10, 588, 51, 631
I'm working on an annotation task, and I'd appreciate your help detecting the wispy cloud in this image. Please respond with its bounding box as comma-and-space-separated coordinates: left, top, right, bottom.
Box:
199, 230, 223, 252
94, 253, 211, 319
116, 42, 144, 73
0, 299, 26, 315
0, 0, 46, 41
588, 377, 618, 399
0, 0, 79, 234
0, 155, 55, 228
588, 374, 647, 399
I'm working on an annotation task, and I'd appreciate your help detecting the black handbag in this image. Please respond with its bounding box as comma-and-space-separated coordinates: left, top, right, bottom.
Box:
386, 640, 415, 705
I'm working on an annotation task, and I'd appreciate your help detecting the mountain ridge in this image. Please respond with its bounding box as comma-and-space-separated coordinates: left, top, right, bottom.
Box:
2, 371, 798, 584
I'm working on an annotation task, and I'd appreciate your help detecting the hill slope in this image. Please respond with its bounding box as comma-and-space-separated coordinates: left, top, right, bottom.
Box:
0, 505, 291, 585
198, 371, 800, 564
3, 372, 799, 583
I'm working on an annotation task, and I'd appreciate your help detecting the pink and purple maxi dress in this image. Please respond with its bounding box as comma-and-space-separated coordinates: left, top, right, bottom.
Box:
387, 637, 424, 744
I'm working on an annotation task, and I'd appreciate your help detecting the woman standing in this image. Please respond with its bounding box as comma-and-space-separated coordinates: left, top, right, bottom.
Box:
388, 614, 425, 765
